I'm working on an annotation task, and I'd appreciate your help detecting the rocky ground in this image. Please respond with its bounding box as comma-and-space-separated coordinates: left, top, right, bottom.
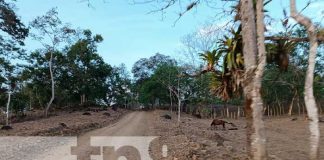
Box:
0, 108, 129, 136
150, 110, 324, 160
1, 109, 323, 160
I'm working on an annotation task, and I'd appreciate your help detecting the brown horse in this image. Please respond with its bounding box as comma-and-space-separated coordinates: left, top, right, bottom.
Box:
210, 119, 236, 130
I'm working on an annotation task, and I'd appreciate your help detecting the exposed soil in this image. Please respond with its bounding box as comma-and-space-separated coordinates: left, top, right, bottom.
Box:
0, 108, 129, 136
151, 110, 324, 160
0, 109, 323, 160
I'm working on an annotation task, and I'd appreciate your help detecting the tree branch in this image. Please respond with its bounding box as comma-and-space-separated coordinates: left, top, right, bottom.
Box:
265, 36, 324, 43
181, 68, 222, 78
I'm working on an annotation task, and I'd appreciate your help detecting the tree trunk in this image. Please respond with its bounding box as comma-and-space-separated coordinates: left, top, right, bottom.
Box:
6, 91, 11, 126
45, 52, 55, 117
240, 0, 257, 155
318, 102, 322, 115
80, 95, 82, 104
170, 89, 173, 113
252, 0, 268, 157
177, 78, 181, 124
298, 98, 301, 116
288, 90, 297, 116
240, 0, 268, 158
290, 0, 320, 159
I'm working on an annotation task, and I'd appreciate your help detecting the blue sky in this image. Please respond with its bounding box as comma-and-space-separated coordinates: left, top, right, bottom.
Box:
14, 0, 323, 71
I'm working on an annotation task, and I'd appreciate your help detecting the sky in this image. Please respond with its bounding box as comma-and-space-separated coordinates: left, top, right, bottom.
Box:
13, 0, 324, 71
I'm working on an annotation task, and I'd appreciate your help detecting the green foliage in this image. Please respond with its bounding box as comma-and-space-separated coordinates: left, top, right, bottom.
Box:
19, 29, 112, 110
107, 64, 132, 106
0, 0, 28, 43
198, 50, 222, 71
217, 26, 243, 73
64, 30, 111, 104
138, 79, 167, 107
131, 53, 176, 82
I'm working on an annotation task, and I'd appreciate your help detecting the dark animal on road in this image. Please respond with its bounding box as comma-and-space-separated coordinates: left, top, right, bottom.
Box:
161, 114, 172, 119
291, 117, 298, 121
59, 123, 68, 128
103, 112, 111, 116
210, 119, 236, 130
82, 112, 91, 116
194, 114, 202, 119
1, 125, 13, 130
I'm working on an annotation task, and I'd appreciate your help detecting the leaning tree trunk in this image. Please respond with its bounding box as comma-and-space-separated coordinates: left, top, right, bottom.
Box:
240, 0, 267, 159
290, 0, 320, 159
45, 52, 55, 117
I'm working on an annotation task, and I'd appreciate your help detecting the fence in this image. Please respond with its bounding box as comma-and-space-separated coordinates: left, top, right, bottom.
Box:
211, 103, 323, 119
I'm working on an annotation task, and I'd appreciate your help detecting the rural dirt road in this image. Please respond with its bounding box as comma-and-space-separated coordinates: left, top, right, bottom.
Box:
1, 111, 156, 160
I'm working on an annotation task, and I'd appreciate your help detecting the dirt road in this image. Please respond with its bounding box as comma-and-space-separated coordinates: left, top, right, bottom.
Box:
1, 111, 155, 160
81, 111, 154, 136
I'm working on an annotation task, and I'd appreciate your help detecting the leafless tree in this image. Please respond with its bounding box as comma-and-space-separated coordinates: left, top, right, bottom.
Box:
290, 0, 320, 159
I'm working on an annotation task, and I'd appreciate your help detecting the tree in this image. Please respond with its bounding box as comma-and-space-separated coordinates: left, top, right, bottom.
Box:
30, 8, 75, 116
132, 53, 176, 82
151, 63, 179, 112
0, 0, 28, 127
65, 29, 111, 106
134, 0, 322, 158
0, 0, 28, 49
132, 53, 177, 109
138, 79, 167, 108
238, 0, 268, 158
290, 0, 320, 159
107, 64, 131, 107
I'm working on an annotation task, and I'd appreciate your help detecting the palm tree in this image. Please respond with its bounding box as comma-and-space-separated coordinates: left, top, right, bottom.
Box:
266, 39, 296, 71
198, 49, 222, 72
207, 26, 244, 101
218, 26, 244, 73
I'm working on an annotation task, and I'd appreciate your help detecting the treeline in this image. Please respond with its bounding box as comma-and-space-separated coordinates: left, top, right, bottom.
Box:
0, 6, 132, 117
130, 26, 324, 117
0, 1, 323, 119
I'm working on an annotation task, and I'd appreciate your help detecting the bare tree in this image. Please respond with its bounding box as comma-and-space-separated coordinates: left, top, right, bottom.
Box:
290, 0, 320, 159
30, 8, 75, 117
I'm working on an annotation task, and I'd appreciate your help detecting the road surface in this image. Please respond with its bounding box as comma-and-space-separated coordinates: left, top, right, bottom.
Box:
0, 111, 156, 160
